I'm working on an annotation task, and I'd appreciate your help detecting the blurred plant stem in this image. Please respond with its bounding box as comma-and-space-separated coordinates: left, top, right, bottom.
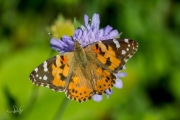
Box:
25, 86, 39, 112
53, 97, 69, 120
18, 86, 39, 119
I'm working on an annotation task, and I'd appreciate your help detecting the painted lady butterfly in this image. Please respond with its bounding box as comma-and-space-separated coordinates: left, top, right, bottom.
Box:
29, 38, 138, 102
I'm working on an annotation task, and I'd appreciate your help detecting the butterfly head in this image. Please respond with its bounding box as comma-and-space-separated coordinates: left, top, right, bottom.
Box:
74, 40, 83, 50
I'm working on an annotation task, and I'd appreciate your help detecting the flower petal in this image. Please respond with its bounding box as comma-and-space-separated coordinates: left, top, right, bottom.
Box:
108, 30, 119, 38
104, 25, 113, 35
97, 29, 104, 38
92, 94, 102, 102
84, 14, 91, 30
84, 14, 89, 27
105, 89, 113, 99
116, 72, 127, 78
73, 29, 82, 40
81, 25, 86, 31
114, 79, 123, 89
50, 38, 67, 52
91, 13, 100, 31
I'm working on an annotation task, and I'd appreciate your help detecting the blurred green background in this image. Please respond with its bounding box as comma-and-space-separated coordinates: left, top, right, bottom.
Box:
0, 0, 180, 120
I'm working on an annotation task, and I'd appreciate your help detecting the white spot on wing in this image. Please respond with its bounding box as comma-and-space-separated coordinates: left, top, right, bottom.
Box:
125, 39, 129, 43
39, 77, 42, 79
43, 61, 48, 72
123, 66, 126, 70
113, 39, 120, 49
122, 50, 126, 55
44, 84, 49, 88
128, 44, 130, 47
36, 74, 39, 77
44, 68, 48, 72
126, 48, 129, 51
124, 59, 128, 62
43, 75, 48, 80
35, 68, 38, 72
43, 61, 47, 66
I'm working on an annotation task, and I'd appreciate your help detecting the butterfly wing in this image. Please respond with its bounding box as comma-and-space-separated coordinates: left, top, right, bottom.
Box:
65, 63, 94, 102
83, 38, 138, 94
65, 57, 116, 102
29, 53, 74, 92
85, 38, 138, 73
65, 38, 139, 102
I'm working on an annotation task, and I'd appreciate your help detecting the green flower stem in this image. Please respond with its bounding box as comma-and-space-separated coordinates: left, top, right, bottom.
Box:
53, 97, 69, 120
19, 86, 39, 119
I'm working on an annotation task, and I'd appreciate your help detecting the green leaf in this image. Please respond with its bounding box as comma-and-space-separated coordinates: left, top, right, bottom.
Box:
74, 17, 82, 29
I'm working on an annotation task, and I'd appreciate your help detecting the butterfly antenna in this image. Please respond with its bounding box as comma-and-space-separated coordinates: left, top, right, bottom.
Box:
48, 33, 60, 39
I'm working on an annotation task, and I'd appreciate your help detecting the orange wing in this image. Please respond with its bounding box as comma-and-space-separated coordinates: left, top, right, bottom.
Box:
65, 38, 138, 102
84, 38, 138, 98
85, 38, 138, 73
65, 59, 116, 103
29, 53, 74, 92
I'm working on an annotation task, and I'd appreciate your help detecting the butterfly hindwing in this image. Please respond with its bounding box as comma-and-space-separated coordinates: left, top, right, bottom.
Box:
86, 60, 116, 95
65, 64, 94, 102
65, 57, 116, 102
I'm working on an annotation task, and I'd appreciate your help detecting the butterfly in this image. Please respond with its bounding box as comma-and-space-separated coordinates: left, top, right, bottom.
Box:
29, 38, 138, 102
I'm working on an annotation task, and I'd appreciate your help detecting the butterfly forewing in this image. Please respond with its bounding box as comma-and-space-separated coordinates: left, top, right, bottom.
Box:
29, 53, 74, 92
85, 38, 138, 73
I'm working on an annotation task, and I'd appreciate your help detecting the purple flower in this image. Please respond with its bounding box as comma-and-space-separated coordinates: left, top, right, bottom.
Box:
50, 13, 119, 53
92, 71, 126, 102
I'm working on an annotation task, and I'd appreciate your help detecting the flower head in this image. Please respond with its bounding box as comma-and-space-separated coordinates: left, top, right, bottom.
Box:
50, 15, 74, 38
50, 13, 119, 53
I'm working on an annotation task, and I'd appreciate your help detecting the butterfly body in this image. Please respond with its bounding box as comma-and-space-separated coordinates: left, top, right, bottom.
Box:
74, 41, 88, 69
29, 38, 138, 102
